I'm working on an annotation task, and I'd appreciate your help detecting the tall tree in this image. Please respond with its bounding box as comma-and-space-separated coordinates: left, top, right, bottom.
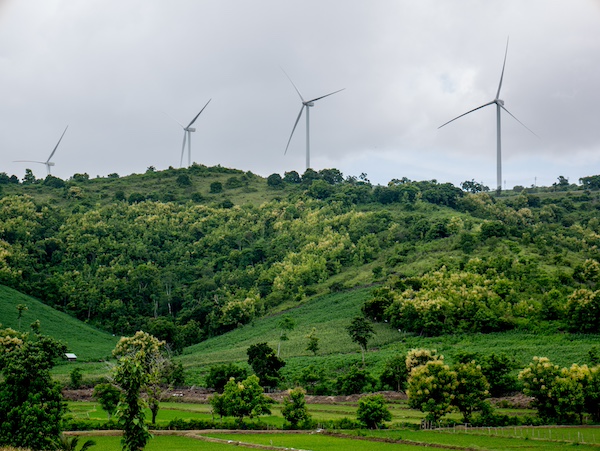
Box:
346, 316, 375, 364
113, 331, 165, 451
247, 342, 285, 388
0, 326, 67, 450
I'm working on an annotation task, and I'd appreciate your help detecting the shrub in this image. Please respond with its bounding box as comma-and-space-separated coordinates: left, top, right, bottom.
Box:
356, 394, 391, 429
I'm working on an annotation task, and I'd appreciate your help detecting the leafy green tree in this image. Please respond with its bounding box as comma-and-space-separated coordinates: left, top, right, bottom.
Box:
209, 181, 223, 193
113, 331, 165, 450
346, 316, 375, 364
336, 364, 376, 395
565, 289, 600, 333
519, 356, 562, 421
93, 383, 121, 420
70, 367, 84, 389
405, 348, 442, 374
298, 364, 328, 395
22, 168, 36, 184
267, 173, 284, 188
584, 365, 600, 422
276, 315, 295, 357
176, 174, 192, 187
480, 353, 518, 397
283, 170, 301, 183
379, 354, 408, 392
281, 387, 311, 428
247, 342, 285, 388
0, 327, 67, 450
356, 394, 392, 429
452, 362, 490, 422
407, 360, 458, 422
210, 375, 274, 424
305, 327, 319, 356
16, 303, 27, 330
205, 363, 248, 393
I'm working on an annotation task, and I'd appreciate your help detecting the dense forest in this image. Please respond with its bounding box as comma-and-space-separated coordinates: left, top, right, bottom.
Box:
1, 165, 600, 351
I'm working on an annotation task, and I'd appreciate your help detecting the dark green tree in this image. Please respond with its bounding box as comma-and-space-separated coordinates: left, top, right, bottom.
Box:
0, 327, 67, 451
92, 383, 121, 420
356, 394, 392, 429
247, 342, 285, 388
267, 173, 284, 188
346, 316, 375, 364
379, 354, 408, 392
305, 327, 320, 356
281, 387, 311, 429
336, 364, 376, 395
205, 363, 248, 393
210, 375, 274, 424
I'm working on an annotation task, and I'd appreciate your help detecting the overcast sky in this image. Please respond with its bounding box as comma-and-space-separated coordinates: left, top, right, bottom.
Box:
1, 1, 599, 189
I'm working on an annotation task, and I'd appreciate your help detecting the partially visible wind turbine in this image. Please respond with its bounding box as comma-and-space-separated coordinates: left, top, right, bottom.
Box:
283, 69, 344, 170
14, 125, 69, 176
438, 38, 537, 192
169, 99, 211, 168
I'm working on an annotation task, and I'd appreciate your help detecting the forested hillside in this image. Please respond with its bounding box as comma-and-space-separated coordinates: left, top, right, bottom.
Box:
1, 165, 600, 351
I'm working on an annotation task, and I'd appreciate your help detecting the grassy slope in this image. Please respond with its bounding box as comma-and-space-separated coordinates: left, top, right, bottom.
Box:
0, 285, 118, 362
178, 286, 600, 385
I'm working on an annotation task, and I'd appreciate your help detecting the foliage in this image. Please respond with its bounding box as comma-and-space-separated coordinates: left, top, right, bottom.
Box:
113, 331, 165, 450
281, 387, 311, 428
356, 394, 392, 429
92, 383, 121, 420
452, 362, 490, 422
0, 327, 67, 451
205, 363, 248, 393
335, 364, 376, 395
407, 360, 458, 422
276, 315, 295, 357
405, 348, 442, 374
70, 367, 84, 389
346, 316, 375, 363
247, 342, 285, 388
379, 353, 408, 392
210, 375, 274, 423
305, 327, 319, 356
54, 434, 96, 451
565, 288, 600, 333
518, 356, 562, 421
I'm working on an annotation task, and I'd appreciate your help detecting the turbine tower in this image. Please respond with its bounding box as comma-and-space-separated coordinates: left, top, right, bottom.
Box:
438, 38, 537, 192
283, 70, 344, 170
172, 99, 211, 168
14, 125, 69, 176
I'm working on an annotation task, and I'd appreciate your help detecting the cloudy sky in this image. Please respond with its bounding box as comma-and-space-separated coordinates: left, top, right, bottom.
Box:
1, 1, 599, 189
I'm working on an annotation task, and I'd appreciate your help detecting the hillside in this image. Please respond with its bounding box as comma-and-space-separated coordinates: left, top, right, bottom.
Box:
0, 285, 118, 362
1, 164, 600, 370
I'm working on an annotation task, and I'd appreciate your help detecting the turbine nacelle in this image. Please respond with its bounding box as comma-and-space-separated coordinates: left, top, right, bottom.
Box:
47, 162, 55, 167
496, 99, 505, 106
186, 127, 196, 132
305, 101, 315, 107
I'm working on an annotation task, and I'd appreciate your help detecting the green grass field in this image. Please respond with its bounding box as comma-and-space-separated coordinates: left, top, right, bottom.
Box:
0, 285, 118, 363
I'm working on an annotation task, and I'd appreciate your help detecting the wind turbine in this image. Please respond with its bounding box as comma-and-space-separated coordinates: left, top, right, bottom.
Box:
170, 99, 211, 168
438, 38, 537, 192
14, 125, 69, 176
283, 70, 344, 170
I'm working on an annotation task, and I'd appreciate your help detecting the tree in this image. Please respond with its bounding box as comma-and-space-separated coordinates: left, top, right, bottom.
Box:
356, 394, 391, 429
247, 342, 285, 388
518, 356, 562, 421
205, 363, 248, 393
336, 364, 376, 395
346, 316, 375, 364
276, 315, 295, 357
210, 375, 274, 424
22, 168, 36, 184
16, 303, 27, 330
209, 181, 223, 193
93, 383, 121, 420
480, 353, 518, 397
70, 367, 84, 389
305, 327, 319, 355
405, 348, 442, 374
113, 331, 165, 450
407, 360, 458, 422
283, 170, 301, 183
281, 387, 311, 429
0, 327, 67, 450
452, 362, 490, 423
267, 173, 284, 188
379, 354, 408, 392
176, 174, 192, 187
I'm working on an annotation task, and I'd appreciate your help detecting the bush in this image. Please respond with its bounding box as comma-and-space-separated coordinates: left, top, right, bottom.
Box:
205, 363, 248, 393
356, 394, 391, 429
281, 388, 311, 428
209, 182, 223, 193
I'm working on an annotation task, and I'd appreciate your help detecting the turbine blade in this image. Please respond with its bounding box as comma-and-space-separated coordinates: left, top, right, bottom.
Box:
187, 99, 212, 128
180, 132, 187, 167
281, 67, 306, 102
438, 101, 495, 129
496, 37, 509, 100
308, 88, 345, 103
500, 105, 539, 138
13, 160, 45, 164
284, 105, 305, 155
163, 111, 185, 128
47, 125, 68, 163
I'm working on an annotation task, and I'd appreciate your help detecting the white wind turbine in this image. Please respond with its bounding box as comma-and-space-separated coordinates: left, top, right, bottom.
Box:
170, 99, 211, 168
438, 38, 537, 192
14, 125, 69, 176
283, 70, 344, 170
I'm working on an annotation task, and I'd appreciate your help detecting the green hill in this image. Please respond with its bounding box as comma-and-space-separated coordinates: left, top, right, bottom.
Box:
0, 285, 118, 362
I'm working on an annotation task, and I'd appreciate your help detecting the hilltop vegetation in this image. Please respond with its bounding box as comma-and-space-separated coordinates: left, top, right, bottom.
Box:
1, 164, 600, 356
